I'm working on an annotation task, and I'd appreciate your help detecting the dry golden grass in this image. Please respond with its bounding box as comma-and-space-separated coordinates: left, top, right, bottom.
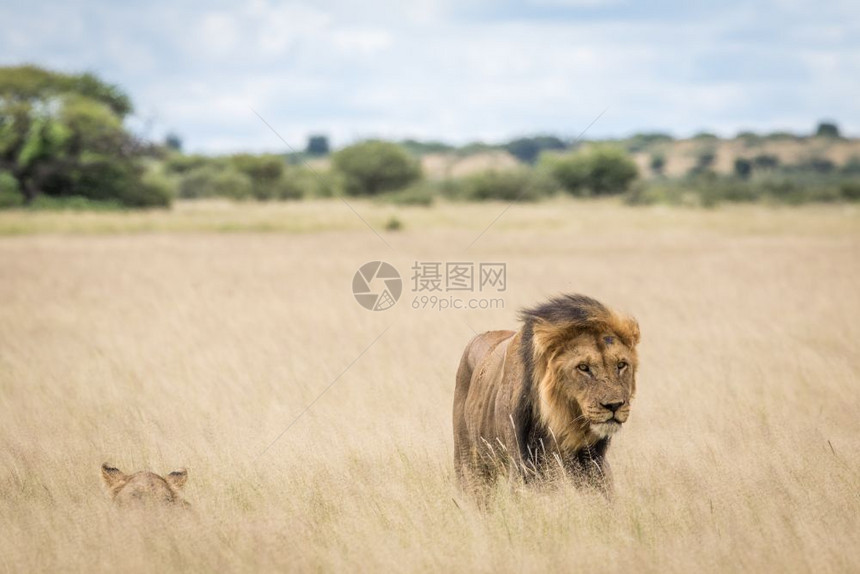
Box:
1, 198, 858, 236
1, 200, 858, 572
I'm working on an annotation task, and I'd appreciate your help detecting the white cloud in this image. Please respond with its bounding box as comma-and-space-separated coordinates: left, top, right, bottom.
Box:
527, 0, 624, 6
332, 29, 393, 56
0, 0, 857, 152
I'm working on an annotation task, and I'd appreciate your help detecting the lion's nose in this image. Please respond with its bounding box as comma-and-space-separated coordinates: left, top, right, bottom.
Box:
601, 401, 624, 413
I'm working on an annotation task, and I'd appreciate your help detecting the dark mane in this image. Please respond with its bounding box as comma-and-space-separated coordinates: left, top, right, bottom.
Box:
518, 293, 609, 326
518, 294, 610, 390
515, 294, 622, 473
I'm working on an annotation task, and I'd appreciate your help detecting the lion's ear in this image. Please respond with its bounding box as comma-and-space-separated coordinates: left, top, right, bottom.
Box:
625, 316, 640, 347
166, 468, 188, 489
531, 318, 576, 358
101, 463, 126, 489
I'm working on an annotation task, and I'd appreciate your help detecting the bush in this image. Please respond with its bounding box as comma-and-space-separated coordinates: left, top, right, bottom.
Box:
794, 157, 835, 174
268, 173, 306, 200
296, 168, 342, 199
376, 182, 436, 206
71, 159, 171, 207
626, 132, 673, 153
543, 146, 638, 196
164, 154, 217, 175
505, 136, 566, 164
179, 166, 252, 199
28, 195, 123, 210
737, 131, 763, 146
841, 157, 860, 176
133, 169, 175, 207
690, 150, 716, 175
734, 158, 752, 179
840, 181, 860, 201
275, 166, 340, 199
454, 169, 556, 202
694, 176, 757, 207
624, 180, 696, 207
753, 154, 780, 170
650, 153, 666, 175
398, 139, 455, 155
692, 132, 718, 140
228, 154, 285, 199
332, 141, 421, 196
0, 171, 22, 208
175, 160, 320, 201
626, 172, 860, 207
751, 176, 842, 205
384, 216, 403, 231
764, 131, 799, 141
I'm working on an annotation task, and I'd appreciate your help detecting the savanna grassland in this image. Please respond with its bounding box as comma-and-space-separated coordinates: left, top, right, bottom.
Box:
1, 199, 858, 573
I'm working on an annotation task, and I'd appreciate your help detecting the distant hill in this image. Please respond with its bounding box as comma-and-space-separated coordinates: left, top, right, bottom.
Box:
626, 135, 860, 179
413, 133, 860, 180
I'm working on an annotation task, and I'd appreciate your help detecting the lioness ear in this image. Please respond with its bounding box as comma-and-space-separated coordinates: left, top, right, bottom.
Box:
166, 468, 188, 489
101, 463, 126, 489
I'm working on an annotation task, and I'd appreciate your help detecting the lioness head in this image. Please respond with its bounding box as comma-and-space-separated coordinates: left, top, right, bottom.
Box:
520, 294, 640, 451
101, 463, 189, 507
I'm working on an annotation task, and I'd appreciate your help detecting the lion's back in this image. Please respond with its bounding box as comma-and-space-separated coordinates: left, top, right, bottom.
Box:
453, 330, 518, 484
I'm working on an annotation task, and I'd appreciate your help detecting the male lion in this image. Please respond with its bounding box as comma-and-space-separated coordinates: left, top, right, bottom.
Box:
100, 463, 190, 507
453, 294, 640, 496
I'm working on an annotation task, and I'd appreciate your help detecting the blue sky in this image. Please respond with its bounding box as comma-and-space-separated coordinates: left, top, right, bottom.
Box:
2, 0, 857, 153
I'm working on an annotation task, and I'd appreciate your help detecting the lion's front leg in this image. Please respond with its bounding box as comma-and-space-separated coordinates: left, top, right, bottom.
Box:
565, 445, 614, 498
587, 457, 613, 499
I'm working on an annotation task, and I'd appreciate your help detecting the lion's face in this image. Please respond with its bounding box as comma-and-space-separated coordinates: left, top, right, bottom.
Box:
532, 326, 638, 449
555, 332, 637, 439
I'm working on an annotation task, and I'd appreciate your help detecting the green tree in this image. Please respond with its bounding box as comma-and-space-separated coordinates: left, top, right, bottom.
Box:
505, 135, 566, 164
397, 139, 453, 155
799, 157, 835, 174
306, 134, 330, 156
0, 65, 167, 207
650, 153, 666, 176
752, 154, 780, 170
815, 121, 840, 138
692, 132, 718, 140
841, 157, 860, 175
0, 66, 131, 116
626, 132, 673, 153
164, 132, 183, 151
692, 150, 716, 173
734, 158, 752, 179
543, 146, 639, 196
332, 140, 421, 196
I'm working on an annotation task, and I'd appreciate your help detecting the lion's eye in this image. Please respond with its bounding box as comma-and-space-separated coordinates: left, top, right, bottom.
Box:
617, 361, 628, 371
577, 363, 590, 373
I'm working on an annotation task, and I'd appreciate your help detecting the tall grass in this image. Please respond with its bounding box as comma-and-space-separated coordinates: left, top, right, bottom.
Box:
0, 203, 858, 572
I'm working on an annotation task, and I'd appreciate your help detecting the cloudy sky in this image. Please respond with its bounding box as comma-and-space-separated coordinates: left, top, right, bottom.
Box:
2, 0, 857, 153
